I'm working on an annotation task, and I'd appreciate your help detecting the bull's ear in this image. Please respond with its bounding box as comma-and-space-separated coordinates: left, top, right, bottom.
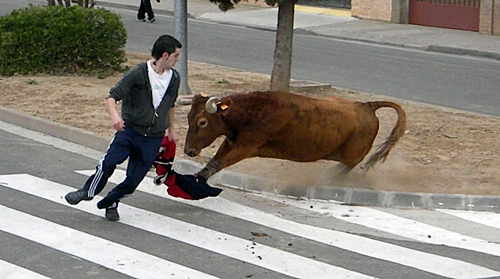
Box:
219, 99, 231, 113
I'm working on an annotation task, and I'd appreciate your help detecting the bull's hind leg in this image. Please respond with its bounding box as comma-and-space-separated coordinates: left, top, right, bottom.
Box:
332, 163, 353, 182
336, 132, 378, 172
335, 163, 353, 175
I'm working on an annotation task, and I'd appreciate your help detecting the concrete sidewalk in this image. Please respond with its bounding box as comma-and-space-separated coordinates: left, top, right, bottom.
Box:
96, 0, 500, 60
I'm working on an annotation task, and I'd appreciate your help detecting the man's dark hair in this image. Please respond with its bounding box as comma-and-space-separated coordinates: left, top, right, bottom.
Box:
151, 35, 182, 60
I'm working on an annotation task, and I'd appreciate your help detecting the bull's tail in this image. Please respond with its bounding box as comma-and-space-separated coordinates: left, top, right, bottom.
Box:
362, 101, 407, 170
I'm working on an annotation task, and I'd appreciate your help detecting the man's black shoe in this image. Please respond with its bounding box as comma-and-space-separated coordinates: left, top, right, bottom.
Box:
65, 189, 92, 205
105, 207, 120, 221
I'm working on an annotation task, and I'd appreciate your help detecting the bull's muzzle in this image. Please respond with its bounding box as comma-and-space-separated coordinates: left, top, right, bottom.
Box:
184, 147, 199, 157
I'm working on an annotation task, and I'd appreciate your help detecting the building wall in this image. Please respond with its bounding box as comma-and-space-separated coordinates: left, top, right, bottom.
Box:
351, 0, 392, 21
479, 0, 500, 34
479, 0, 493, 34
252, 0, 499, 35
352, 0, 499, 35
496, 1, 500, 35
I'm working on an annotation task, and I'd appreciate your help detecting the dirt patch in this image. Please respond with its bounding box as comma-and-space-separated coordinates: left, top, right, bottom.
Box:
1, 51, 499, 196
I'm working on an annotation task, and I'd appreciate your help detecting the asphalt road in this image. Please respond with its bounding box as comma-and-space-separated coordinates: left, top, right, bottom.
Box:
119, 10, 500, 116
3, 3, 500, 277
3, 0, 500, 116
1, 123, 500, 278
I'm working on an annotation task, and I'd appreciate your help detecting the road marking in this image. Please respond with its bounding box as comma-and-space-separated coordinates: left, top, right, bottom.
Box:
261, 195, 500, 258
438, 209, 500, 230
0, 174, 373, 279
77, 169, 500, 279
0, 205, 218, 279
0, 259, 51, 279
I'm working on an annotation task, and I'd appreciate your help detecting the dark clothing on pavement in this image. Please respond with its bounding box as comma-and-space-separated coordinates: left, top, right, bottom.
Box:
138, 0, 155, 21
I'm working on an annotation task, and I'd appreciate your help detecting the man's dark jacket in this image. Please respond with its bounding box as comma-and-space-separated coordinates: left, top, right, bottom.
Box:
107, 62, 179, 137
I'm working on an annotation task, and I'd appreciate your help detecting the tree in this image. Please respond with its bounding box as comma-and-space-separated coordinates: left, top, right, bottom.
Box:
210, 0, 297, 91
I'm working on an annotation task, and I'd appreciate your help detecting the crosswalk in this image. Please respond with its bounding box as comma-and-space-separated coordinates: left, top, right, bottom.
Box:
1, 171, 500, 279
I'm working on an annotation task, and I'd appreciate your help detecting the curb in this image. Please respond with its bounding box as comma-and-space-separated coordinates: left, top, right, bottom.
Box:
2, 105, 499, 212
426, 45, 500, 60
296, 30, 500, 61
0, 107, 110, 153
175, 158, 500, 212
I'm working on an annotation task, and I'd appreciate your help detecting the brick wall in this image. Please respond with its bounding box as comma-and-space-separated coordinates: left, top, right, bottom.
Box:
351, 0, 392, 21
496, 0, 500, 35
250, 0, 499, 35
477, 0, 500, 34
479, 0, 493, 34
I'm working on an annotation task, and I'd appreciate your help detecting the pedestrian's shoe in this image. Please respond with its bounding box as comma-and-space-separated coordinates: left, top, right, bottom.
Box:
137, 18, 146, 22
105, 207, 120, 221
149, 18, 156, 23
65, 189, 92, 205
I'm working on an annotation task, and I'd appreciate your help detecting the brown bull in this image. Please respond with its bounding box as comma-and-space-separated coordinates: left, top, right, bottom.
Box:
184, 91, 407, 179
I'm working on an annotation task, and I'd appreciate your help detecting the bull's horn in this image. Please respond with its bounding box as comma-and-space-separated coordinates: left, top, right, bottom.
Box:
176, 97, 192, 105
205, 97, 221, 114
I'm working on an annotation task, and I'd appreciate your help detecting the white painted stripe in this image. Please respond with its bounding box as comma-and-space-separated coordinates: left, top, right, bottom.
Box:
77, 169, 500, 279
0, 174, 372, 279
438, 209, 500, 230
0, 205, 217, 279
262, 195, 500, 258
0, 259, 51, 279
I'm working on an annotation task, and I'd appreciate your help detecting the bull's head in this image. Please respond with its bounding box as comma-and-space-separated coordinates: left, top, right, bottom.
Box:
184, 94, 231, 157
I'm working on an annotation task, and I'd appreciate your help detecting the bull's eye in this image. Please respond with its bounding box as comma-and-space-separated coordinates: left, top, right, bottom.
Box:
197, 117, 208, 128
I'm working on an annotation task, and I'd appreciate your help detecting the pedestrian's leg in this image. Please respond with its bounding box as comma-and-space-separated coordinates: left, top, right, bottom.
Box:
144, 0, 155, 21
97, 135, 163, 209
137, 0, 146, 20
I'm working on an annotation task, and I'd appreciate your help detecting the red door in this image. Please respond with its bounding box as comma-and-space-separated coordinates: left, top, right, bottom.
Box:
409, 0, 480, 32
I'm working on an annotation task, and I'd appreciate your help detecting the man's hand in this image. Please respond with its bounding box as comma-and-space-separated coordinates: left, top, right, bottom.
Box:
105, 97, 124, 131
167, 129, 179, 144
111, 115, 125, 131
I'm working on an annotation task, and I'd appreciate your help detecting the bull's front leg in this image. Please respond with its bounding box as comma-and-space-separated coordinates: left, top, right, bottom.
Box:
197, 159, 222, 179
196, 138, 232, 179
197, 139, 259, 179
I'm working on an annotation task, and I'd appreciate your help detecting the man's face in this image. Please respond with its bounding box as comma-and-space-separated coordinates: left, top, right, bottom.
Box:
163, 48, 181, 69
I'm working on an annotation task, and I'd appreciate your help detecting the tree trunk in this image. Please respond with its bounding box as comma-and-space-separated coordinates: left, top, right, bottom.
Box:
270, 0, 295, 91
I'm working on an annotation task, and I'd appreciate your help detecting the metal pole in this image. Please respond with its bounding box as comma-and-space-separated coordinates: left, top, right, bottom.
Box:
174, 0, 191, 94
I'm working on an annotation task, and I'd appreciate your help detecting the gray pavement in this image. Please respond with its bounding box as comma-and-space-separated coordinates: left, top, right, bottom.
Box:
97, 0, 500, 60
2, 0, 500, 211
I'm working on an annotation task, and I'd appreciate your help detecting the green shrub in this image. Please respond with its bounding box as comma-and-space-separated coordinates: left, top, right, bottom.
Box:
0, 5, 127, 76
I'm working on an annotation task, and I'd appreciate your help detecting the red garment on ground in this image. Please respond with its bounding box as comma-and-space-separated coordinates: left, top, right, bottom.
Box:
153, 137, 222, 200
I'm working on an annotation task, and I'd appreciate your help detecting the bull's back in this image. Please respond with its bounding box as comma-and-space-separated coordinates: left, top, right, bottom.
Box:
252, 92, 378, 161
